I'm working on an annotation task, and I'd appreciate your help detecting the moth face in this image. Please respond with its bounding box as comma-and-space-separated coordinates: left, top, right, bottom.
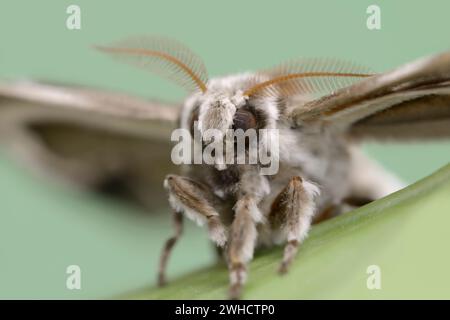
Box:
179, 73, 280, 172
181, 73, 277, 137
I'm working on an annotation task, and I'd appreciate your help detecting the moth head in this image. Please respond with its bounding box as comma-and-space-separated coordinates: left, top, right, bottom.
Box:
180, 75, 281, 172
187, 75, 274, 140
95, 36, 373, 170
181, 73, 281, 143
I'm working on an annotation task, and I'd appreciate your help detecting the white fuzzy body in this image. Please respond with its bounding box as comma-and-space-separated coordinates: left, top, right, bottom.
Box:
178, 73, 404, 248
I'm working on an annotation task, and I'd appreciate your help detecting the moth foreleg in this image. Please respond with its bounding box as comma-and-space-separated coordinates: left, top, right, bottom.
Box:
158, 174, 228, 286
228, 195, 262, 299
164, 174, 228, 246
269, 176, 319, 274
158, 209, 183, 286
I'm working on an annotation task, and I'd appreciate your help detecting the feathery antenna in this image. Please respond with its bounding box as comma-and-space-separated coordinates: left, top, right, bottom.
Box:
94, 36, 209, 93
244, 58, 374, 98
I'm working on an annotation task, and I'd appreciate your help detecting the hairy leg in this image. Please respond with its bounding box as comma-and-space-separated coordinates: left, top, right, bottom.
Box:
158, 210, 183, 286
158, 174, 227, 286
269, 176, 319, 274
228, 195, 261, 299
227, 169, 269, 299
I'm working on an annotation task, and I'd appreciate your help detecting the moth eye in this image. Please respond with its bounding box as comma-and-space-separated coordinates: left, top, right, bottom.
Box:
233, 109, 257, 131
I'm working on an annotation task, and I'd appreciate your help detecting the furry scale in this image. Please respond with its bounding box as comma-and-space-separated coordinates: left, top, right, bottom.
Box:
162, 73, 403, 298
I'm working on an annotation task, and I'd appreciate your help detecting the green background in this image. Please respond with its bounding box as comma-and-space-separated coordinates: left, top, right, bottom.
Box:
0, 0, 449, 298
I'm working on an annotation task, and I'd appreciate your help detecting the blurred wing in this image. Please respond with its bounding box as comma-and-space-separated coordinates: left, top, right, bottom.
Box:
0, 81, 180, 209
290, 52, 450, 141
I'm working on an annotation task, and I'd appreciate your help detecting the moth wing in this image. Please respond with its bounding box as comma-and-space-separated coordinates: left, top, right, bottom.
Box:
290, 52, 450, 141
0, 81, 180, 209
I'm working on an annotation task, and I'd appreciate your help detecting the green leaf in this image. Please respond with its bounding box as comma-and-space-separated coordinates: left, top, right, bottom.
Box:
125, 164, 450, 299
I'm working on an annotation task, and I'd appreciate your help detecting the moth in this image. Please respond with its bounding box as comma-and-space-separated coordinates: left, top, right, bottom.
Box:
1, 36, 449, 299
